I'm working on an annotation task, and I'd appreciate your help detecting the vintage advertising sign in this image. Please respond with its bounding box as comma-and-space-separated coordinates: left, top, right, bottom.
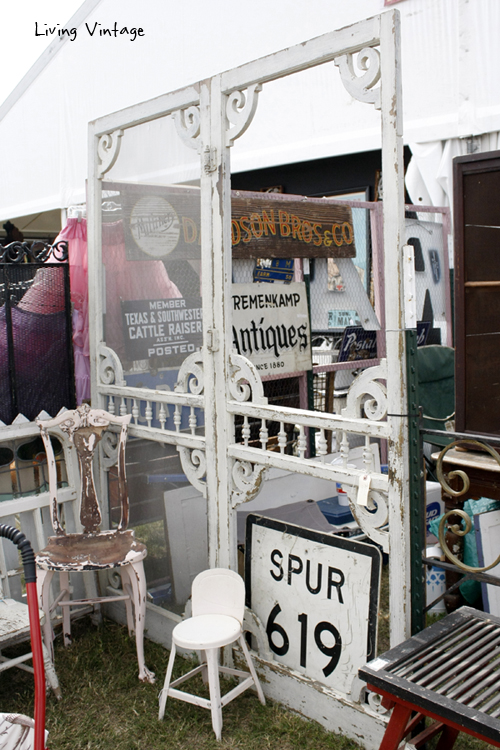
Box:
253, 258, 295, 284
327, 309, 361, 329
103, 182, 355, 261
121, 296, 202, 366
337, 326, 378, 362
231, 282, 312, 375
104, 182, 202, 262
232, 191, 356, 259
245, 516, 381, 695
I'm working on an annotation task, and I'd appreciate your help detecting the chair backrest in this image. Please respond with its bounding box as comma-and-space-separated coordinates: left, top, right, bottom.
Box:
37, 404, 131, 535
191, 568, 245, 623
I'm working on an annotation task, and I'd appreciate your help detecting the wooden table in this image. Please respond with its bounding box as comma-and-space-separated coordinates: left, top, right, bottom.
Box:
359, 606, 500, 749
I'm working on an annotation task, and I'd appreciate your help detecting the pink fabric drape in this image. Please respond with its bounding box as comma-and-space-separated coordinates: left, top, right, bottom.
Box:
102, 221, 182, 361
54, 217, 182, 403
54, 218, 90, 404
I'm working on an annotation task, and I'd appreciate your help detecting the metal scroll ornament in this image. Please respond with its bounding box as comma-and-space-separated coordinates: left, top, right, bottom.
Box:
437, 439, 500, 572
334, 47, 381, 110
0, 240, 68, 263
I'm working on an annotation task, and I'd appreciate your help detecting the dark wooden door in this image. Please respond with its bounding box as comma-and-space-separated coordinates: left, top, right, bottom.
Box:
454, 151, 500, 436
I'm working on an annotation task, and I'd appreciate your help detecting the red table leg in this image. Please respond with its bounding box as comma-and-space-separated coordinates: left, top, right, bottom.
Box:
379, 702, 413, 750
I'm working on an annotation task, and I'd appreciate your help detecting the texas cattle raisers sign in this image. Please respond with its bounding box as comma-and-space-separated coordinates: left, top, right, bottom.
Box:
245, 516, 381, 695
231, 282, 312, 375
121, 296, 203, 366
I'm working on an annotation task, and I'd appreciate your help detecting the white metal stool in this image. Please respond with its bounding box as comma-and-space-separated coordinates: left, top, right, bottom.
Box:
158, 568, 265, 740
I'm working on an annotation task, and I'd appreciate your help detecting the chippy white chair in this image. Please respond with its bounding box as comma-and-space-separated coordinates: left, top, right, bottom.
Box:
159, 568, 265, 740
35, 404, 154, 683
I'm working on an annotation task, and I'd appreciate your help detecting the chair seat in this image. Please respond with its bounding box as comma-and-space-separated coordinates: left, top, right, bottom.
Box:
36, 530, 147, 571
173, 614, 242, 650
0, 599, 45, 644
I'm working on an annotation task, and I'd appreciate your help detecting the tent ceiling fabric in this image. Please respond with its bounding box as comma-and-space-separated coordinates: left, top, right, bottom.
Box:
1, 0, 500, 222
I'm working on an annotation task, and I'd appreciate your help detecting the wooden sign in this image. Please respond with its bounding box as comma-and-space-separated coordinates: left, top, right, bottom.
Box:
245, 515, 381, 695
232, 191, 356, 259
231, 282, 312, 375
103, 182, 355, 261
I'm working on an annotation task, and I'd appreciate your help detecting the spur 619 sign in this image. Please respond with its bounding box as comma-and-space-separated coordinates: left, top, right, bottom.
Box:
245, 516, 381, 695
231, 282, 312, 375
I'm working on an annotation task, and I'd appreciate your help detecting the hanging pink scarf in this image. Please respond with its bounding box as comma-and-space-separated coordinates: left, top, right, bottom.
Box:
54, 218, 90, 404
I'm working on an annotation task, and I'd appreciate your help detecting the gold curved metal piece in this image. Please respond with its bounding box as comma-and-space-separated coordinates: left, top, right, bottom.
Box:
438, 508, 500, 573
435, 439, 500, 497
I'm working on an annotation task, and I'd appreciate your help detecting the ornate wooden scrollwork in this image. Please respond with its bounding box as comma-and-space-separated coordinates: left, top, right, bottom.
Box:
226, 84, 262, 145
172, 106, 201, 152
342, 362, 388, 422
177, 445, 207, 497
174, 351, 207, 494
97, 129, 124, 178
175, 351, 204, 395
98, 344, 126, 387
228, 352, 267, 506
231, 460, 267, 508
334, 47, 381, 110
340, 360, 389, 552
228, 351, 267, 404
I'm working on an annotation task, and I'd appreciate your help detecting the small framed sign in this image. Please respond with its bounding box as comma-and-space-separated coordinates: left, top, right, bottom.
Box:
245, 515, 381, 695
337, 326, 377, 362
231, 282, 312, 375
121, 296, 202, 365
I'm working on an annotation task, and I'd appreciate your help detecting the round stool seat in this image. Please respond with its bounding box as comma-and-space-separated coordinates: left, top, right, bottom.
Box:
173, 614, 242, 650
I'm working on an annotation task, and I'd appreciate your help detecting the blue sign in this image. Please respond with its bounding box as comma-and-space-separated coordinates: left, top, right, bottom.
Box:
337, 327, 377, 362
253, 258, 294, 283
416, 320, 431, 346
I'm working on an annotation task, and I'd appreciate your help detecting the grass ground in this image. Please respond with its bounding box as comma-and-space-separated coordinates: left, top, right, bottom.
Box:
0, 566, 496, 749
0, 617, 363, 750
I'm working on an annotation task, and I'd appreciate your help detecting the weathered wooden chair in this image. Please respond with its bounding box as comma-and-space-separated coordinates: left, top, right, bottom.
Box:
359, 606, 500, 749
35, 404, 154, 683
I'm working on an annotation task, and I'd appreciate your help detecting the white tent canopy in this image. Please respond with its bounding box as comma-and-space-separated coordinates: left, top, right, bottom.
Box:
1, 0, 500, 225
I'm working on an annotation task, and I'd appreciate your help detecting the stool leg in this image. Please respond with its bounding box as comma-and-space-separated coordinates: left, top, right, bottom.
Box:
159, 643, 177, 720
199, 650, 208, 684
119, 567, 135, 636
380, 702, 413, 750
38, 569, 55, 661
59, 571, 72, 647
41, 641, 61, 700
128, 561, 155, 683
206, 647, 223, 741
239, 635, 265, 705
